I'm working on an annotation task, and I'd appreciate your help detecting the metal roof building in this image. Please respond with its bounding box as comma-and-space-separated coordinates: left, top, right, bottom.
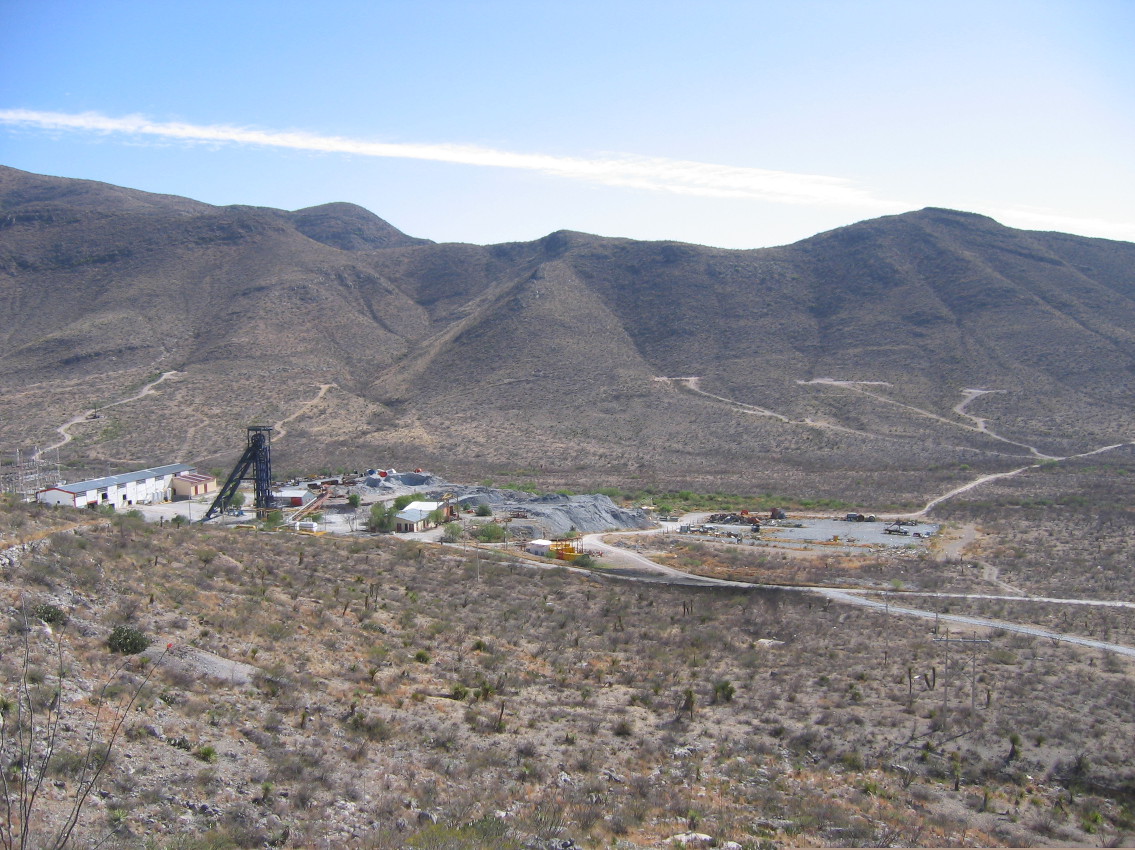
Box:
37, 463, 193, 508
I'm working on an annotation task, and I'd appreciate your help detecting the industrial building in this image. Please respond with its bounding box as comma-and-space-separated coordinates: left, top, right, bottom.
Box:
394, 500, 451, 533
36, 463, 194, 508
273, 487, 317, 508
171, 471, 218, 499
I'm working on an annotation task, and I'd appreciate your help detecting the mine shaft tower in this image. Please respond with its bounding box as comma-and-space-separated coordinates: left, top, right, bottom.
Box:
201, 426, 275, 522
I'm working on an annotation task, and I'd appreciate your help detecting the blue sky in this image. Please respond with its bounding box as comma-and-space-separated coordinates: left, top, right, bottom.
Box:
1, 0, 1132, 248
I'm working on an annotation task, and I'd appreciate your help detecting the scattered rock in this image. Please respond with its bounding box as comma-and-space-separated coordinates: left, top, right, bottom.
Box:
668, 832, 714, 846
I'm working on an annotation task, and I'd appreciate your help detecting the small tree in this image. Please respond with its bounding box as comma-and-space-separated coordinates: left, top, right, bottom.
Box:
475, 523, 506, 543
347, 493, 361, 509
441, 522, 463, 543
367, 503, 396, 533
680, 688, 696, 719
712, 680, 736, 704
1007, 731, 1021, 761
475, 503, 493, 517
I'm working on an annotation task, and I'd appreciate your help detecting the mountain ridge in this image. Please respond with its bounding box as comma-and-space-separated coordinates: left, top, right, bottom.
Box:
2, 165, 1134, 501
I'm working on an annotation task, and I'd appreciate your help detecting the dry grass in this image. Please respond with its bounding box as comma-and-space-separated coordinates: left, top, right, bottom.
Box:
3, 492, 1135, 848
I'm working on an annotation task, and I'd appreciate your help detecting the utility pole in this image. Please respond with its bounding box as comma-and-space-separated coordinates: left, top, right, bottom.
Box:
932, 630, 991, 733
884, 598, 891, 666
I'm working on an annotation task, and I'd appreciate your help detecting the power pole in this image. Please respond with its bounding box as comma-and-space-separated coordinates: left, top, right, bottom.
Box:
932, 630, 991, 733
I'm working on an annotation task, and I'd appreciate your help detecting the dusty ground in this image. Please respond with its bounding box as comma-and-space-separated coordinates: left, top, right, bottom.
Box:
3, 495, 1135, 849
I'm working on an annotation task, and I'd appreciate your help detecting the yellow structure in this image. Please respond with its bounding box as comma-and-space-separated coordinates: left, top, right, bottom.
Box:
548, 540, 581, 561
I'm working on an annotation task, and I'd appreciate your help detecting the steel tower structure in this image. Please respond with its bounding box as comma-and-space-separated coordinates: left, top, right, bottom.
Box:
201, 426, 275, 521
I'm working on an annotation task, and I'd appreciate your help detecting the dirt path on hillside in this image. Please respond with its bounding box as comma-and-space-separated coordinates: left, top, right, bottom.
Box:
659, 375, 1132, 517
272, 383, 336, 443
802, 379, 1055, 458
935, 522, 977, 560
34, 370, 180, 460
898, 441, 1131, 518
933, 523, 1026, 595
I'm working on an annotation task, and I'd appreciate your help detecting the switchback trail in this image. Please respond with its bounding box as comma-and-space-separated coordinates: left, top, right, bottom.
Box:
660, 375, 1132, 517
33, 370, 180, 460
801, 379, 1055, 458
193, 382, 339, 465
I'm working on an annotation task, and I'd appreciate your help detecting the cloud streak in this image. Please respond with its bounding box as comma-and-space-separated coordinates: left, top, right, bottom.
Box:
0, 108, 903, 210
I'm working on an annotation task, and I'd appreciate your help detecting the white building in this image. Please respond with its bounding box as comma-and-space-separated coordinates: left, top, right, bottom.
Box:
273, 487, 317, 508
37, 463, 193, 508
395, 500, 446, 533
527, 539, 554, 557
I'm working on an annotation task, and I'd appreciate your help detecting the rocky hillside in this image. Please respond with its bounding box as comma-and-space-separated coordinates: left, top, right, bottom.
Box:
3, 166, 1135, 503
4, 493, 1135, 848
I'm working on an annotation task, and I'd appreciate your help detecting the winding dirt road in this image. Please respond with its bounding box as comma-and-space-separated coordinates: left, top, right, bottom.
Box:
661, 375, 1132, 517
33, 370, 180, 460
579, 524, 1135, 657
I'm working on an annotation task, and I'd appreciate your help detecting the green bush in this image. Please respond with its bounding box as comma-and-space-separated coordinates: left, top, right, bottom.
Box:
475, 523, 506, 543
367, 503, 396, 533
193, 745, 217, 763
32, 603, 67, 626
475, 503, 492, 517
107, 625, 150, 655
713, 680, 736, 703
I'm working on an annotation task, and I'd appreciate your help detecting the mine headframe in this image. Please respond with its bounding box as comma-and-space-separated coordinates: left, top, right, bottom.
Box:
201, 426, 275, 522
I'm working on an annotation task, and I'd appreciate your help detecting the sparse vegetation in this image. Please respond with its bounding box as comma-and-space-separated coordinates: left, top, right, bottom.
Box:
2, 457, 1135, 847
106, 625, 150, 655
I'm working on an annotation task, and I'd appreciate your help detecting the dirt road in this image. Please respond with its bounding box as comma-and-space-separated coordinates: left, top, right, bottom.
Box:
579, 521, 1135, 657
34, 370, 180, 460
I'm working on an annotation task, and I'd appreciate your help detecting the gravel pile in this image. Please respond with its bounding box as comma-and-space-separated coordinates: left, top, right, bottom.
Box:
349, 472, 651, 537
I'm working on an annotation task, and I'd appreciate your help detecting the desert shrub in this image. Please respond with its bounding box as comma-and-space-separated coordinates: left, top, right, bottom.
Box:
347, 712, 391, 741
107, 625, 150, 655
475, 503, 493, 517
32, 603, 67, 625
368, 503, 395, 533
713, 680, 736, 703
475, 523, 506, 543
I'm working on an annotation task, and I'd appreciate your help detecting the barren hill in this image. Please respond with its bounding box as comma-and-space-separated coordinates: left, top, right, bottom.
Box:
3, 165, 1135, 503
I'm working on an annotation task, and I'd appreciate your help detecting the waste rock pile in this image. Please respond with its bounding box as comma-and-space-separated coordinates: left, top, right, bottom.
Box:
350, 472, 651, 537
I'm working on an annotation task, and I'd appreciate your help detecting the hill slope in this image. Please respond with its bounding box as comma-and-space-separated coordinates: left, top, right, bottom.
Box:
2, 165, 1134, 502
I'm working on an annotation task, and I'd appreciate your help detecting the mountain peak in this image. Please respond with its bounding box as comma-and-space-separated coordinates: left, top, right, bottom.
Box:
286, 202, 431, 251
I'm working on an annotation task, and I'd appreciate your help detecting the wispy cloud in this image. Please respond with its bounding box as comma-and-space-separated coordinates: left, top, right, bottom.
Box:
0, 108, 902, 209
990, 206, 1135, 243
